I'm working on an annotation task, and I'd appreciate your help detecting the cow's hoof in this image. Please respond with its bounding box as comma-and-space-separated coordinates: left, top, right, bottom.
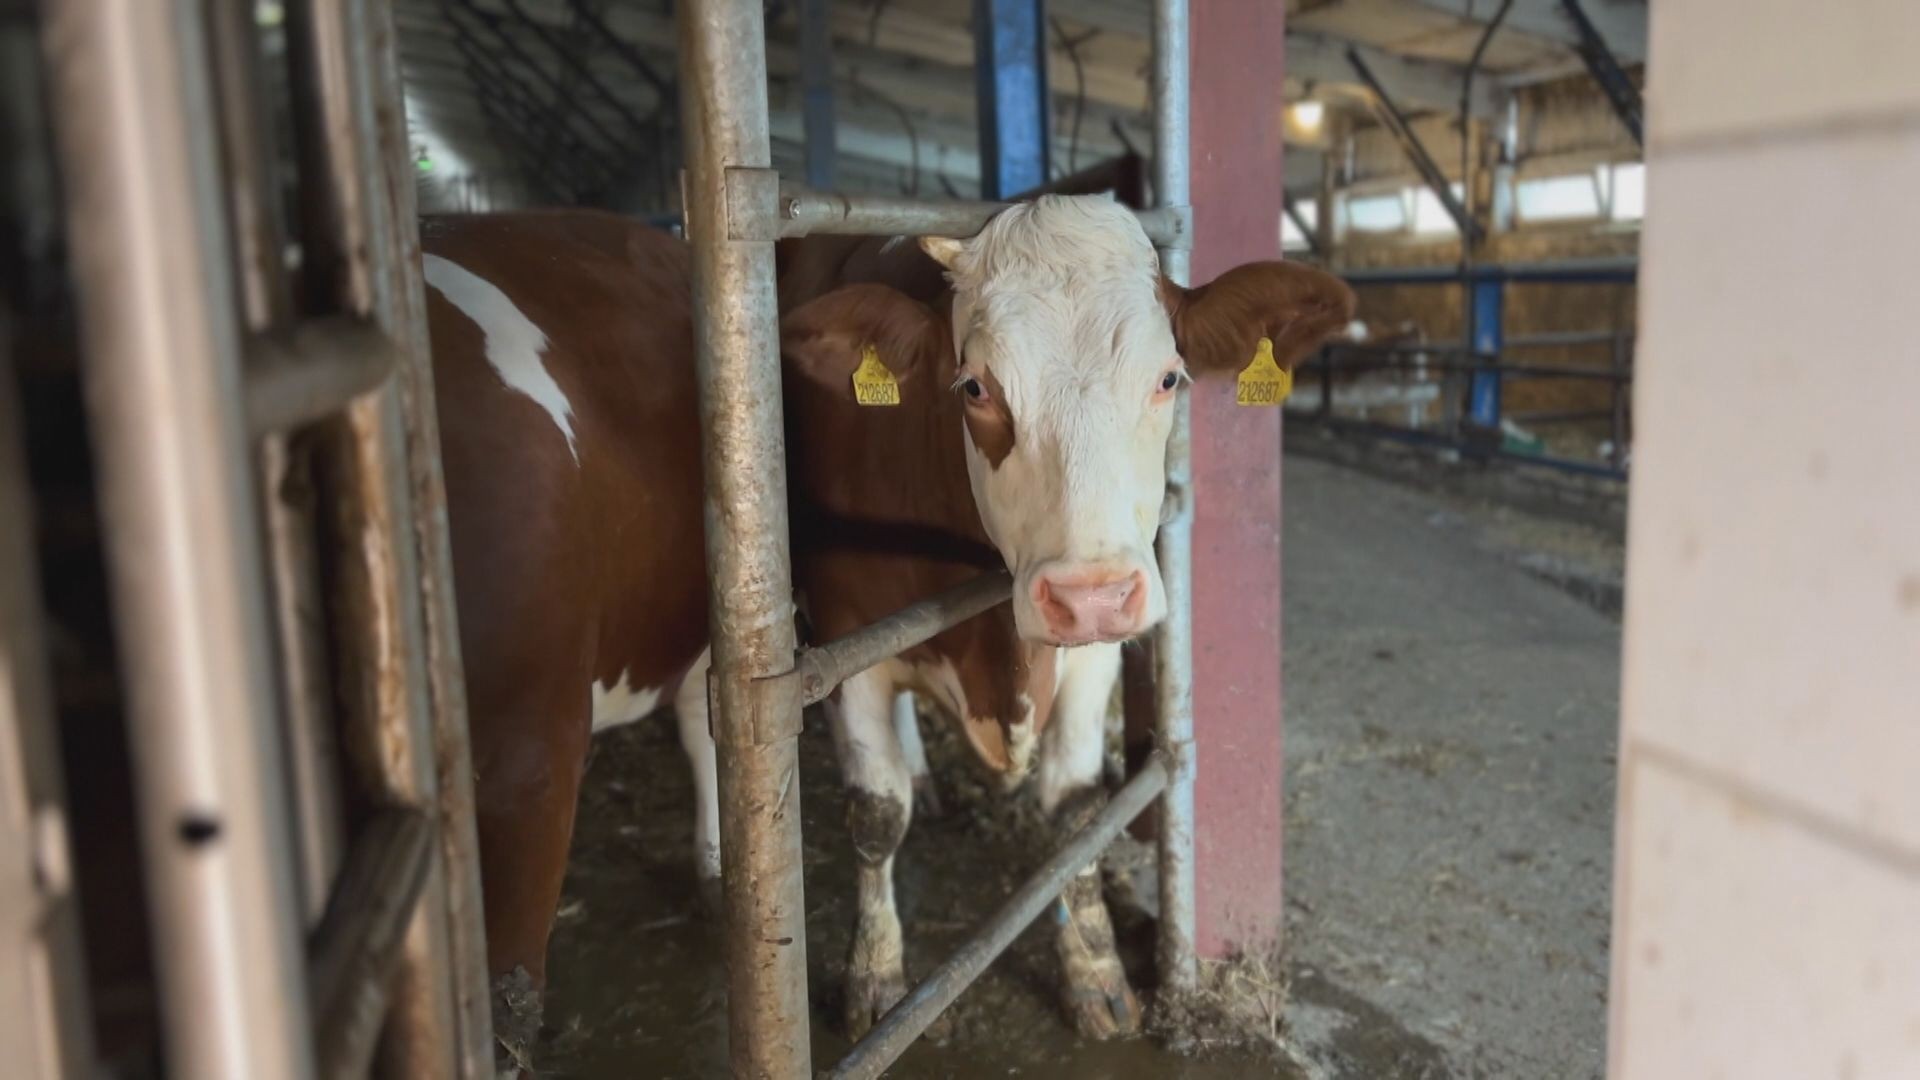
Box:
1063, 976, 1142, 1040
843, 967, 908, 1041
911, 776, 945, 819
845, 968, 954, 1044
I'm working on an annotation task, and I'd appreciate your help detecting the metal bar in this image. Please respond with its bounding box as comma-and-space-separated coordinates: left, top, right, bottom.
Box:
1465, 277, 1504, 432
307, 810, 435, 1080
1308, 352, 1628, 381
678, 0, 813, 1076
829, 756, 1173, 1079
363, 0, 498, 1063
288, 0, 482, 1072
1502, 329, 1629, 349
205, 0, 347, 934
796, 572, 1012, 706
798, 0, 835, 189
40, 0, 316, 1074
1348, 47, 1482, 244
1298, 416, 1628, 482
774, 185, 1190, 246
1341, 257, 1638, 284
1149, 0, 1197, 999
1609, 327, 1630, 470
1506, 408, 1615, 424
0, 318, 97, 1080
973, 0, 1050, 198
246, 318, 399, 439
1281, 189, 1322, 256
1559, 0, 1643, 146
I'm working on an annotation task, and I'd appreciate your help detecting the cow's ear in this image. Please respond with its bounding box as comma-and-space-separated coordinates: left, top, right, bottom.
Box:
779, 283, 951, 395
1160, 261, 1356, 377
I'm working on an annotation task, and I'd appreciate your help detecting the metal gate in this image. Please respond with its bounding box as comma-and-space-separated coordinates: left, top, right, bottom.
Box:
675, 0, 1197, 1074
11, 1, 493, 1077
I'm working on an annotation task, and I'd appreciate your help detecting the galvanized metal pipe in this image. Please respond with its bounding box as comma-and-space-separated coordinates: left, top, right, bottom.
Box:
1149, 0, 1199, 998
40, 0, 315, 1074
678, 1, 813, 1076
796, 571, 1012, 706
776, 185, 1190, 246
827, 755, 1173, 1080
245, 318, 399, 438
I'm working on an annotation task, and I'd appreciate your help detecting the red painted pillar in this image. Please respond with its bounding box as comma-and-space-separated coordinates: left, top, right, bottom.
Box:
1188, 0, 1288, 960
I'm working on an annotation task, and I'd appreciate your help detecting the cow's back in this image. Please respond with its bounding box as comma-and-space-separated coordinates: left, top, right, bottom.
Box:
421, 210, 708, 737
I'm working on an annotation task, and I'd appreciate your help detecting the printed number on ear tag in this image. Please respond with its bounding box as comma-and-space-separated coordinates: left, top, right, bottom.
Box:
851, 344, 901, 407
1235, 336, 1292, 407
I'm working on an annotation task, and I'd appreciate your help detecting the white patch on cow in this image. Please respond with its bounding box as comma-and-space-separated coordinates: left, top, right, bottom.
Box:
936, 196, 1176, 642
672, 649, 720, 884
590, 669, 664, 732
891, 691, 930, 785
422, 253, 579, 462
1036, 641, 1122, 813
1005, 703, 1038, 782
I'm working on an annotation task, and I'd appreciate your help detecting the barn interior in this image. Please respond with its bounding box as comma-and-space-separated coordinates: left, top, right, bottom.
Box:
3, 1, 1629, 1078
385, 2, 1643, 1077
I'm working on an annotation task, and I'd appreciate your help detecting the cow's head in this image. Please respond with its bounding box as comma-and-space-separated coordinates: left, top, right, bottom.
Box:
781, 195, 1354, 646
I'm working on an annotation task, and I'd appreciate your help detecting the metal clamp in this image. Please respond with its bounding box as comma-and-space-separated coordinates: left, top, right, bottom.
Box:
722, 166, 784, 243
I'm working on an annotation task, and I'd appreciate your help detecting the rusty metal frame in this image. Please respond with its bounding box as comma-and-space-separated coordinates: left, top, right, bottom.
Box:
38, 0, 490, 1076
679, 0, 1197, 1073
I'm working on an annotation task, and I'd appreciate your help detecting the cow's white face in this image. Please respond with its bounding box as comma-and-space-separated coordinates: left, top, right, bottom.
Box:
780, 194, 1357, 648
924, 198, 1179, 645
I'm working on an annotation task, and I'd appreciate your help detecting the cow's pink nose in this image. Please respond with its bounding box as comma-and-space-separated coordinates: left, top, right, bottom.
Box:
1033, 569, 1149, 644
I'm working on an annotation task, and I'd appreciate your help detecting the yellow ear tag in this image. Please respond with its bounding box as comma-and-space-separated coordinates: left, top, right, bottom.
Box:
1235, 336, 1292, 407
851, 344, 900, 406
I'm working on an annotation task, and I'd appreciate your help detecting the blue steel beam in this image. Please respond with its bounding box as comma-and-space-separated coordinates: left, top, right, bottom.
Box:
1559, 0, 1643, 146
973, 0, 1050, 199
799, 0, 836, 189
1466, 278, 1504, 433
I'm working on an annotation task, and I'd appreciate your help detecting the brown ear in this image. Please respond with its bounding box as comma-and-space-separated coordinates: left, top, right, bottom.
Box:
779, 283, 951, 394
1161, 261, 1356, 377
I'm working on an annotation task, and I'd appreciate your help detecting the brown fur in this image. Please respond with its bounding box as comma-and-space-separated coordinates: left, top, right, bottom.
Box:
428, 206, 1355, 1010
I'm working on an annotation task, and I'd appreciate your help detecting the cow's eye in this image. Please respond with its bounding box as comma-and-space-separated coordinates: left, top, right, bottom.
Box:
960, 377, 987, 402
1159, 370, 1181, 392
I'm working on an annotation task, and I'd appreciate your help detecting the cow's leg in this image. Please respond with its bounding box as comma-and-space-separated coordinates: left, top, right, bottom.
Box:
1036, 641, 1141, 1039
471, 682, 593, 1074
673, 647, 722, 913
829, 666, 919, 1039
892, 690, 943, 817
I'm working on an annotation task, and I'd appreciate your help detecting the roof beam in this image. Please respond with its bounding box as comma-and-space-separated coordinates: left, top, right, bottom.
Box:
1291, 33, 1499, 117
1411, 0, 1646, 63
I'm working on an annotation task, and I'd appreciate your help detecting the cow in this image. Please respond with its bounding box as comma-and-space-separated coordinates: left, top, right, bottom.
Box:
418, 198, 1354, 1063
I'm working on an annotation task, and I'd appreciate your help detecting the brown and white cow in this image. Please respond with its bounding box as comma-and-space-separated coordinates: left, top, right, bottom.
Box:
419, 199, 1353, 1058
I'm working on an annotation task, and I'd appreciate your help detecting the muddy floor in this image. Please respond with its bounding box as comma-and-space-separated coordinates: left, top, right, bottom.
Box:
534, 440, 1623, 1079
536, 698, 1294, 1080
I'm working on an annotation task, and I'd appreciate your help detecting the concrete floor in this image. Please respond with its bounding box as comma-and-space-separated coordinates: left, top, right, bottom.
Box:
1280, 446, 1622, 1079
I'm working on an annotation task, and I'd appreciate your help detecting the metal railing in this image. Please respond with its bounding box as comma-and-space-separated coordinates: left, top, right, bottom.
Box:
675, 0, 1196, 1074
36, 0, 491, 1077
1296, 259, 1638, 480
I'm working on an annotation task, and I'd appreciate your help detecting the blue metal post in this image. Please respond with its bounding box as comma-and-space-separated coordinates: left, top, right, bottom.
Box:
1467, 278, 1505, 433
800, 0, 837, 189
973, 0, 1049, 199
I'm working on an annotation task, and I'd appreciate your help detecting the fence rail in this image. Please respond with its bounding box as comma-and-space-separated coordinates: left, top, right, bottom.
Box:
677, 0, 1196, 1074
